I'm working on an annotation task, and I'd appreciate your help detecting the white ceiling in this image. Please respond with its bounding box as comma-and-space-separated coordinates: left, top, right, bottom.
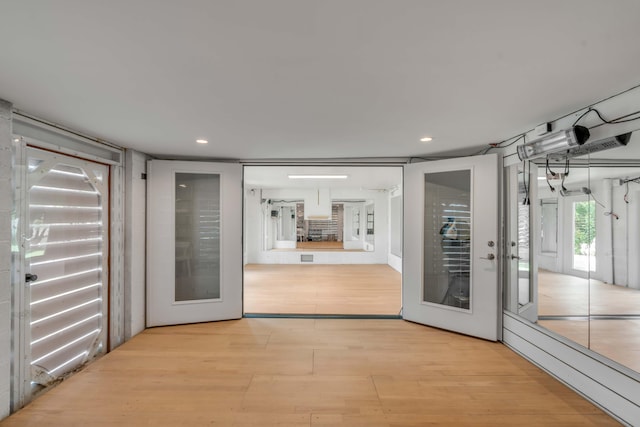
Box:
2, 1, 640, 160
244, 165, 402, 190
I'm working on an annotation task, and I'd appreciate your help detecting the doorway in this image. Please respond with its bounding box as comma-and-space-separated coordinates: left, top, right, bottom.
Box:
13, 145, 110, 403
242, 165, 403, 316
145, 154, 500, 340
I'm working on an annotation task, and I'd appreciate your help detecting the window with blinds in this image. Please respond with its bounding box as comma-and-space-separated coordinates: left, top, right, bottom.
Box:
27, 150, 108, 387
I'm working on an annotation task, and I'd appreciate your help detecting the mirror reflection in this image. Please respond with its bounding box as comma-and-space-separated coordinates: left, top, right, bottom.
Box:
510, 133, 640, 373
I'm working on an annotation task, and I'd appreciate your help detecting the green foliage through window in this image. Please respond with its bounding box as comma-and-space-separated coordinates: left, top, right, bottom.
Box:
573, 200, 595, 255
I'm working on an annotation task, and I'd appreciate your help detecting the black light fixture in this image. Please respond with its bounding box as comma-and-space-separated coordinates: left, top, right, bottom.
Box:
517, 125, 590, 161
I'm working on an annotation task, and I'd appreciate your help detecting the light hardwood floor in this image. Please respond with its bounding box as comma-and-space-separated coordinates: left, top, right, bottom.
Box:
244, 264, 401, 315
0, 319, 619, 426
538, 269, 640, 316
538, 269, 640, 372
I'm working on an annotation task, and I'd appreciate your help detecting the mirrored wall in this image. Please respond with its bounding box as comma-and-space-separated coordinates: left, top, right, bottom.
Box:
506, 133, 640, 373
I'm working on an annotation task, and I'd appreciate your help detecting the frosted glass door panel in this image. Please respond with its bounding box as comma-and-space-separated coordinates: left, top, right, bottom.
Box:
423, 170, 471, 310
175, 173, 221, 301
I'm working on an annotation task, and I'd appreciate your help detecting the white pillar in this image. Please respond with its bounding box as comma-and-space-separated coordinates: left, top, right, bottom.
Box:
0, 98, 13, 420
595, 179, 614, 283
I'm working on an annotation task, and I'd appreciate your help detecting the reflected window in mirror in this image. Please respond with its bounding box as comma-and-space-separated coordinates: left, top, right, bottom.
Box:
511, 131, 640, 374
540, 199, 558, 254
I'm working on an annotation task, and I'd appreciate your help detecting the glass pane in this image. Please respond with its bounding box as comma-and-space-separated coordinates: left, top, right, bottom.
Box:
295, 203, 344, 245
517, 169, 531, 306
175, 173, 220, 301
423, 170, 471, 309
573, 200, 596, 272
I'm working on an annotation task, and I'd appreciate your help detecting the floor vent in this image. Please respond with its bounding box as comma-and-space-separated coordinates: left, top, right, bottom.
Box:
300, 254, 314, 263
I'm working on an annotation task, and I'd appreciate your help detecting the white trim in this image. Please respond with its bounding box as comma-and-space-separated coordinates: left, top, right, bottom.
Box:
12, 113, 122, 164
109, 163, 125, 349
503, 311, 640, 425
10, 140, 30, 412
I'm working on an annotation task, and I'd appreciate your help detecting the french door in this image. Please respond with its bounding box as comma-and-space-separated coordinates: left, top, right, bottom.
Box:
147, 157, 500, 338
403, 154, 500, 341
146, 161, 242, 326
15, 147, 109, 401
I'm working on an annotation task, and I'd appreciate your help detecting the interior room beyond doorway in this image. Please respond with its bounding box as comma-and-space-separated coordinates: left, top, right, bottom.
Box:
243, 166, 403, 316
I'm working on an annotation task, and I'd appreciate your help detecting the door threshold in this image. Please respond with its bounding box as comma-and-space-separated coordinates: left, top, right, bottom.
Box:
243, 313, 402, 320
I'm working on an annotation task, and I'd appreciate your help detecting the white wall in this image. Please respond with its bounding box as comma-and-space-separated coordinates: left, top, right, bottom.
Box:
610, 184, 640, 289
124, 150, 147, 339
244, 189, 261, 264
245, 187, 390, 264
0, 99, 12, 419
537, 187, 562, 272
629, 189, 640, 289
388, 185, 402, 273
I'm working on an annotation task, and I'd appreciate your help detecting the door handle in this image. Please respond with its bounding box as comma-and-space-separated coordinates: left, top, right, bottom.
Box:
25, 273, 38, 283
480, 254, 495, 260
511, 254, 522, 260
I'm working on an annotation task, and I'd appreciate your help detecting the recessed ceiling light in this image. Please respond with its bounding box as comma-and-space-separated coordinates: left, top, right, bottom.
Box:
288, 174, 348, 180
13, 138, 20, 142
420, 137, 433, 142
196, 139, 208, 144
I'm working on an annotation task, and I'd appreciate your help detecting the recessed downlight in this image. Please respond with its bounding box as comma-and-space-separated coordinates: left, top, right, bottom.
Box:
420, 136, 433, 142
196, 139, 208, 144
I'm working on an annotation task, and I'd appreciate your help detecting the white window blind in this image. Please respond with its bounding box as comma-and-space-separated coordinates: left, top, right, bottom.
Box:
27, 152, 108, 385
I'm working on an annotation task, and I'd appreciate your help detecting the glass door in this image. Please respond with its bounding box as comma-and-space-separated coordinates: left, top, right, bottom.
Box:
146, 161, 242, 326
403, 154, 500, 340
504, 163, 538, 323
22, 147, 109, 397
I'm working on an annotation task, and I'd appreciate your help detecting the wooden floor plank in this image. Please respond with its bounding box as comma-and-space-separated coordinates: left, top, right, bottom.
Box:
243, 264, 401, 315
0, 319, 619, 426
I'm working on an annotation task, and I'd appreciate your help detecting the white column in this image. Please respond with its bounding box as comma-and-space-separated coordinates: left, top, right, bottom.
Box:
0, 98, 13, 420
595, 179, 613, 283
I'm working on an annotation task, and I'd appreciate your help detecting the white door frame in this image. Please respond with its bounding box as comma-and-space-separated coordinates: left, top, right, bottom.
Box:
504, 162, 538, 323
11, 136, 122, 410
